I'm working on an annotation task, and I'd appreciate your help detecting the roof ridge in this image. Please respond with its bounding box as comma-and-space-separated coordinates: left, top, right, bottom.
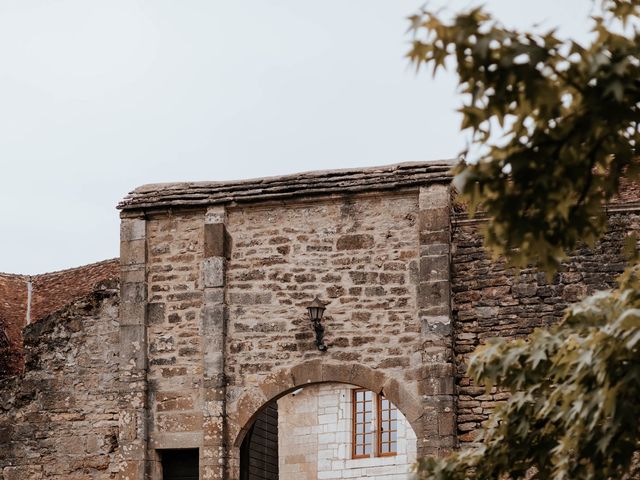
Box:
31, 258, 119, 278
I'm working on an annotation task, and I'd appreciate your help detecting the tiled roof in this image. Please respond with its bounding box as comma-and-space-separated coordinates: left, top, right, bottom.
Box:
30, 259, 119, 324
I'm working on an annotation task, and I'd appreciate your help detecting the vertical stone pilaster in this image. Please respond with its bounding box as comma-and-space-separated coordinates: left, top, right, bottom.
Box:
118, 216, 149, 479
201, 207, 230, 480
417, 184, 457, 456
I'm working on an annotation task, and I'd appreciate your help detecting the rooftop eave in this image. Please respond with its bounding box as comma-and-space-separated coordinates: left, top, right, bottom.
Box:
117, 160, 456, 212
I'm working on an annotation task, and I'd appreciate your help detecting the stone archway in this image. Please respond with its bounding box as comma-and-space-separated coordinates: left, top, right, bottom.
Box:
226, 360, 424, 478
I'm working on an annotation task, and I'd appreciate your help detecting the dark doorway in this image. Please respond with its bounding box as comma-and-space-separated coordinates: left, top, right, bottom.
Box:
161, 449, 199, 480
240, 402, 279, 480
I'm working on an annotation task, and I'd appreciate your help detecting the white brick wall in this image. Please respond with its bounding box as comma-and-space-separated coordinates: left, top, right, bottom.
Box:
278, 384, 417, 480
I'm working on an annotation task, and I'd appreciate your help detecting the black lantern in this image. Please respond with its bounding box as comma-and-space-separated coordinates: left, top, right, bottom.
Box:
307, 296, 327, 351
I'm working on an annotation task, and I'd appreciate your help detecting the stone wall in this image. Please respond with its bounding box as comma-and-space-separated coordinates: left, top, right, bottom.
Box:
131, 182, 455, 478
451, 211, 640, 447
146, 211, 205, 450
0, 280, 120, 479
224, 192, 420, 390
278, 383, 417, 480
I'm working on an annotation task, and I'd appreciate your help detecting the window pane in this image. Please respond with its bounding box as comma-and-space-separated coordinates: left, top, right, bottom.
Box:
382, 410, 389, 421
391, 431, 397, 442
390, 408, 397, 420
365, 391, 373, 401
382, 432, 389, 443
381, 443, 389, 454
365, 412, 372, 423
356, 391, 364, 401
356, 445, 363, 456
390, 420, 397, 431
356, 424, 363, 433
356, 402, 363, 412
364, 443, 372, 454
390, 442, 397, 452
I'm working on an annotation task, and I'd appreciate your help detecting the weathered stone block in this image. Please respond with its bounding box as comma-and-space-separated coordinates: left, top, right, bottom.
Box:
203, 257, 225, 288
204, 351, 224, 375
336, 234, 374, 250
421, 315, 452, 337
420, 244, 450, 256
121, 264, 145, 283
120, 217, 146, 241
419, 255, 450, 282
420, 229, 450, 244
418, 281, 450, 309
120, 300, 146, 326
418, 207, 450, 233
204, 288, 224, 305
121, 281, 146, 304
147, 303, 165, 325
120, 238, 146, 265
119, 325, 146, 370
419, 184, 450, 210
204, 223, 232, 259
228, 292, 272, 305
202, 305, 227, 335
205, 206, 226, 224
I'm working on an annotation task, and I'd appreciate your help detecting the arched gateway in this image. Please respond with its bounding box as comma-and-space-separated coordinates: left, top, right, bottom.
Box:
116, 163, 457, 479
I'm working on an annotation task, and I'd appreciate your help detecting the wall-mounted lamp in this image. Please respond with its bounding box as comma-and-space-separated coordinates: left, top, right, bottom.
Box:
307, 296, 327, 351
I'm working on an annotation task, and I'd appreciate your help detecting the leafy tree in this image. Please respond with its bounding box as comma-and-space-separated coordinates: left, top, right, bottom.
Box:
407, 1, 640, 478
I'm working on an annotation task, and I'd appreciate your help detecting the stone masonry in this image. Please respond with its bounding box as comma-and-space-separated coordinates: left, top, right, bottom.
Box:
0, 161, 638, 479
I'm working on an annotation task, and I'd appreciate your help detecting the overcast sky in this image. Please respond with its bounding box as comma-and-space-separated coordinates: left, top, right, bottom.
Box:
1, 0, 593, 274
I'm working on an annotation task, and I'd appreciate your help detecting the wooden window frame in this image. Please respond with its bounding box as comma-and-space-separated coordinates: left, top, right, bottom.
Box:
351, 389, 398, 459
351, 389, 372, 459
376, 394, 398, 457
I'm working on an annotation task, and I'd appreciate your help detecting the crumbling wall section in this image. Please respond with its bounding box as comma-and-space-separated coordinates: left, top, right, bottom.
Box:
0, 280, 120, 480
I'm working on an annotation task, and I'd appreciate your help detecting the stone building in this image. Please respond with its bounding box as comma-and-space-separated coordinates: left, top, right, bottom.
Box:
0, 161, 638, 480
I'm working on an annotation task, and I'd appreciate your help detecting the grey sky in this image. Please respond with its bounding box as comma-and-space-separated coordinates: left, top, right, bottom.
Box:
1, 0, 592, 274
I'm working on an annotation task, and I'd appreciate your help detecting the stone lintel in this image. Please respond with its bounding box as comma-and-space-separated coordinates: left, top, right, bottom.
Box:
149, 431, 202, 450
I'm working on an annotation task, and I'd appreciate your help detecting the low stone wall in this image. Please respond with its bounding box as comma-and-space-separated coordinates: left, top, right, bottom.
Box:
0, 280, 120, 479
451, 211, 640, 447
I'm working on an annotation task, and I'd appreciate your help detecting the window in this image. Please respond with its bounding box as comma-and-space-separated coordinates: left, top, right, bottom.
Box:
377, 395, 398, 456
352, 389, 374, 458
351, 389, 398, 459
